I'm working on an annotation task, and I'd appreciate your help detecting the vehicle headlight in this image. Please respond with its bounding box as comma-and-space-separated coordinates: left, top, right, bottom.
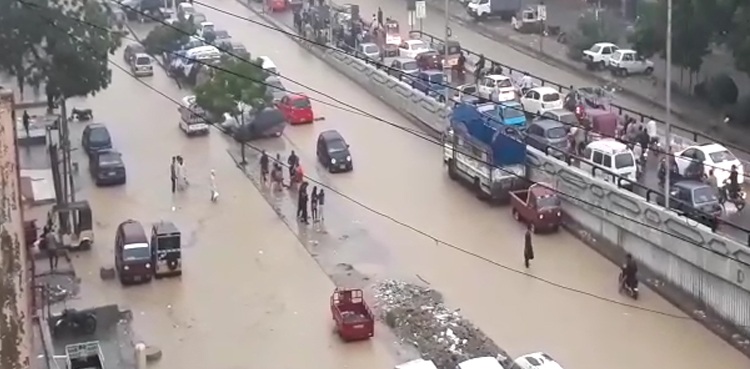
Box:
145, 263, 151, 269
346, 155, 351, 161
331, 158, 336, 164
492, 168, 504, 181
538, 214, 544, 219
124, 265, 129, 270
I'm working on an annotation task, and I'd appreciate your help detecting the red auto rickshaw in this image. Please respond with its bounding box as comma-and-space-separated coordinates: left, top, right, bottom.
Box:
509, 183, 562, 233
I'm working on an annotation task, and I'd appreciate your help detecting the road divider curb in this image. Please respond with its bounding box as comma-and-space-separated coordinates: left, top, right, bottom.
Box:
238, 0, 750, 337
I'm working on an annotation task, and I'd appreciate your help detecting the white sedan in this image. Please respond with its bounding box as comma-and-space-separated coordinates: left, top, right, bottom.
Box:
520, 86, 563, 115
513, 353, 564, 369
477, 74, 516, 102
398, 40, 430, 58
674, 143, 744, 185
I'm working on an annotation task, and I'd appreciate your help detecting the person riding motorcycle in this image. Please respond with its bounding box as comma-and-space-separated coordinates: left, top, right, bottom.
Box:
725, 165, 740, 199
621, 253, 638, 290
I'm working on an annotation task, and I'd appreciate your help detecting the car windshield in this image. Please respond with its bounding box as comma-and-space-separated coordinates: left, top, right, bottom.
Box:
402, 61, 418, 70
99, 153, 122, 166
89, 128, 110, 143
589, 45, 602, 53
292, 98, 310, 108
502, 106, 524, 120
615, 153, 635, 169
123, 243, 150, 261
215, 30, 230, 39
496, 79, 513, 88
429, 74, 444, 83
542, 93, 560, 102
135, 56, 151, 65
546, 126, 567, 139
693, 186, 718, 204
156, 236, 180, 251
558, 113, 578, 125
328, 139, 348, 153
363, 44, 379, 53
537, 195, 560, 208
709, 149, 737, 163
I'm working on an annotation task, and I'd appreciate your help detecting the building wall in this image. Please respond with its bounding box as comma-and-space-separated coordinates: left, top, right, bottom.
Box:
0, 89, 30, 369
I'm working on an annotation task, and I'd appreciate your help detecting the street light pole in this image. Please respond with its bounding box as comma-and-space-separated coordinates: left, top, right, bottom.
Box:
443, 0, 451, 102
663, 0, 672, 208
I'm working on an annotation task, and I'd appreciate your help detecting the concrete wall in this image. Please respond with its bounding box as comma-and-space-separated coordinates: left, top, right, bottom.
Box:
0, 88, 31, 369
262, 21, 750, 332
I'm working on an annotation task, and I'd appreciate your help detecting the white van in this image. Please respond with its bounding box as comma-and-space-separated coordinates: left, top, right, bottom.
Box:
177, 3, 195, 21
258, 56, 278, 75
580, 139, 637, 188
178, 95, 209, 136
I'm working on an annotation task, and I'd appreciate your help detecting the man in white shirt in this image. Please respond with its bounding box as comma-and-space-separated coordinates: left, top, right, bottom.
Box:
519, 73, 534, 93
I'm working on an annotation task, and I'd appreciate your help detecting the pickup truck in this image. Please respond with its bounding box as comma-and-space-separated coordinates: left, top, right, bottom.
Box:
510, 184, 562, 233
66, 341, 104, 369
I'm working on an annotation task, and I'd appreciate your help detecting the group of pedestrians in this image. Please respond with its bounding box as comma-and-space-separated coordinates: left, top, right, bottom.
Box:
260, 150, 325, 224
170, 156, 189, 193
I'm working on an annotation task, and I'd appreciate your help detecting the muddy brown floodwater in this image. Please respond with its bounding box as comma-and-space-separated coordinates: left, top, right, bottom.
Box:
57, 2, 749, 369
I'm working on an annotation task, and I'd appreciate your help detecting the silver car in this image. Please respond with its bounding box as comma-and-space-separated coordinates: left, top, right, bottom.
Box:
386, 57, 419, 81
358, 42, 381, 61
525, 119, 569, 157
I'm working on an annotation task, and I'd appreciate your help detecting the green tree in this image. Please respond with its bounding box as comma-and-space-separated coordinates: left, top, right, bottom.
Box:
194, 57, 270, 119
728, 4, 750, 76
0, 0, 122, 99
627, 1, 665, 58
142, 20, 195, 56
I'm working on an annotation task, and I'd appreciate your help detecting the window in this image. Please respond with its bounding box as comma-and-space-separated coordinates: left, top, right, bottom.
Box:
526, 91, 539, 100
682, 148, 697, 158
123, 243, 151, 261
135, 56, 151, 65
709, 149, 736, 163
502, 106, 524, 120
99, 152, 122, 167
484, 78, 495, 87
584, 148, 593, 159
328, 139, 347, 153
363, 44, 379, 54
156, 236, 180, 251
292, 98, 311, 109
89, 128, 110, 143
496, 79, 513, 88
546, 127, 567, 139
542, 93, 560, 102
614, 153, 635, 169
402, 61, 417, 70
602, 154, 612, 168
527, 125, 541, 136
537, 195, 560, 208
693, 187, 718, 205
592, 151, 604, 164
611, 51, 623, 61
589, 45, 602, 54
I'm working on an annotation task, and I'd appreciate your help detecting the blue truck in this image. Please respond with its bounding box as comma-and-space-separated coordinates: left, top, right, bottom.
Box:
443, 103, 528, 201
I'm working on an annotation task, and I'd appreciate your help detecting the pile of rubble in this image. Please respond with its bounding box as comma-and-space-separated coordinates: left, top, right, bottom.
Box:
373, 280, 509, 369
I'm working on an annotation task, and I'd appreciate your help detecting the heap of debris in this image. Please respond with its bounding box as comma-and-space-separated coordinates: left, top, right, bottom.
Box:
373, 280, 510, 369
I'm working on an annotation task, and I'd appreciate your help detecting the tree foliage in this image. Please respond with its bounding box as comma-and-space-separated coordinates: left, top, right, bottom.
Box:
194, 57, 270, 119
728, 4, 750, 76
0, 0, 122, 99
565, 14, 619, 61
142, 20, 196, 56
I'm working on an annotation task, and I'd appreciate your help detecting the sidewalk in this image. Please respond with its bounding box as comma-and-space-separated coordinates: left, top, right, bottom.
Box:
425, 0, 750, 150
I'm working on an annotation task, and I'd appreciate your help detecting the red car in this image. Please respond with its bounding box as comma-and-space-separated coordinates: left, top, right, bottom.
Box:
267, 0, 286, 12
278, 94, 314, 125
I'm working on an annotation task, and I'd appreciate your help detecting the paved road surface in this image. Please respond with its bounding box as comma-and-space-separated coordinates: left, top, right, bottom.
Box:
49, 4, 749, 369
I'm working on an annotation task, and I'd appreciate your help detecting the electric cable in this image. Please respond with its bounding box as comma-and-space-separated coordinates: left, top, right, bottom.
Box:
22, 1, 750, 324
192, 0, 750, 180
19, 0, 750, 265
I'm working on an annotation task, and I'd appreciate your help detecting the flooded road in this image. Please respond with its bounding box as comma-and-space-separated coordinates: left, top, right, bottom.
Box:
63, 2, 749, 368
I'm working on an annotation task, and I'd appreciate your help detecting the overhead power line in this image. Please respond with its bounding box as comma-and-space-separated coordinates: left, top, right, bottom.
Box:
18, 0, 750, 325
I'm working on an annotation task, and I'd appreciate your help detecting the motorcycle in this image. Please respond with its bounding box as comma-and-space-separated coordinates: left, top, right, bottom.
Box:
618, 271, 639, 300
718, 185, 746, 211
53, 309, 97, 337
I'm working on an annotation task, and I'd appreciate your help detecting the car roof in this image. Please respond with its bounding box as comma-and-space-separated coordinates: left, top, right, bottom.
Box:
392, 57, 416, 63
457, 357, 504, 369
119, 220, 148, 243
616, 49, 636, 53
593, 42, 617, 47
88, 123, 109, 130
532, 86, 559, 95
674, 180, 708, 189
486, 74, 510, 80
531, 118, 564, 129
545, 108, 573, 117
421, 70, 443, 75
587, 138, 630, 153
320, 129, 344, 141
406, 39, 425, 44
288, 93, 309, 100
153, 220, 180, 235
514, 353, 564, 369
134, 53, 150, 58
697, 143, 728, 153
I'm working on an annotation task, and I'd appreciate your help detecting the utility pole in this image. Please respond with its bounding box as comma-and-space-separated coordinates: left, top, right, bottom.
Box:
663, 0, 672, 208
443, 0, 451, 100
58, 99, 74, 204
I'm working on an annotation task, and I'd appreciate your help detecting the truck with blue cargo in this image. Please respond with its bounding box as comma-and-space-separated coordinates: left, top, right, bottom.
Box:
443, 103, 528, 201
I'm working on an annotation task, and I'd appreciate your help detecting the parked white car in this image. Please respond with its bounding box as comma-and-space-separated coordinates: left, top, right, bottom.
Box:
583, 42, 619, 69
398, 40, 430, 58
477, 74, 516, 102
196, 21, 215, 38
520, 86, 563, 115
512, 353, 564, 369
608, 49, 654, 76
674, 143, 744, 185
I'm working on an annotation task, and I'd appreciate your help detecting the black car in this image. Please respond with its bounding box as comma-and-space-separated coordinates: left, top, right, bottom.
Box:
82, 123, 113, 156
317, 130, 352, 173
232, 108, 286, 141
89, 149, 127, 186
658, 180, 721, 227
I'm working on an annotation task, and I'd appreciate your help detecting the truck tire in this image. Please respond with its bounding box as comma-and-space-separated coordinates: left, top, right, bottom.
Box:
447, 160, 458, 180
473, 178, 486, 201
512, 208, 520, 221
